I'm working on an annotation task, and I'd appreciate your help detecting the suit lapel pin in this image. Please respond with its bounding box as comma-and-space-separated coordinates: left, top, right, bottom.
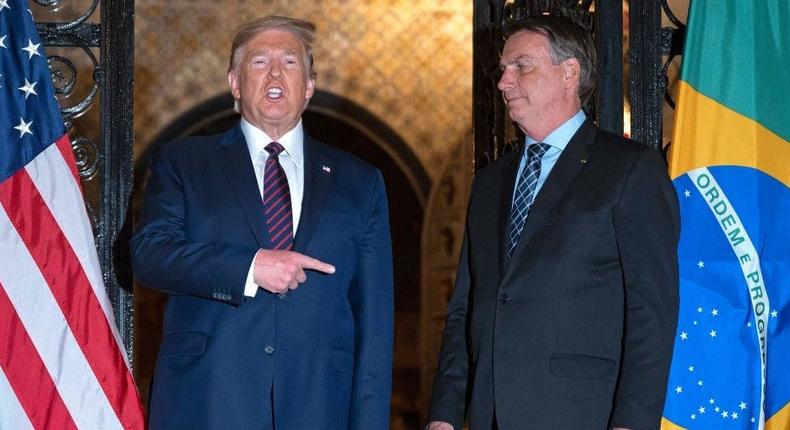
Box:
580, 159, 588, 165
321, 164, 332, 173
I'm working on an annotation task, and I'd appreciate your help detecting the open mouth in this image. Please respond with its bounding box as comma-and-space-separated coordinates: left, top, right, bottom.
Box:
266, 87, 284, 101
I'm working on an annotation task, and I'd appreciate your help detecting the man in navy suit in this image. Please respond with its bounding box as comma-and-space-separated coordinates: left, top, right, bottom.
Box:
427, 15, 679, 430
131, 15, 393, 429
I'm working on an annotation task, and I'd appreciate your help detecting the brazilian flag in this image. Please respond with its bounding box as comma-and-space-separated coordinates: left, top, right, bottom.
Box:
661, 1, 790, 429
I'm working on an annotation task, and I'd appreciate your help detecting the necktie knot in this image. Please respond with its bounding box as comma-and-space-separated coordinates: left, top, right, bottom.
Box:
527, 142, 550, 161
265, 141, 285, 157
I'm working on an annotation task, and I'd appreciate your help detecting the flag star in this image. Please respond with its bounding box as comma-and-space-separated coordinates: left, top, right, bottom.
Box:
680, 331, 688, 340
714, 406, 720, 412
709, 330, 717, 338
771, 310, 778, 318
13, 117, 33, 137
22, 39, 41, 59
739, 401, 747, 410
0, 34, 8, 49
675, 386, 683, 394
688, 366, 695, 372
697, 379, 703, 387
710, 398, 716, 404
751, 417, 756, 423
690, 414, 696, 420
747, 321, 752, 327
722, 410, 729, 418
18, 78, 38, 99
697, 306, 703, 313
684, 189, 691, 198
698, 406, 706, 414
697, 260, 705, 268
0, 0, 9, 12
693, 320, 698, 325
711, 308, 719, 316
732, 412, 739, 419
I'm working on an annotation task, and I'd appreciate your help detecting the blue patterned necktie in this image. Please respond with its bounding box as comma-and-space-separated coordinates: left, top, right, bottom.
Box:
506, 142, 550, 261
263, 142, 293, 250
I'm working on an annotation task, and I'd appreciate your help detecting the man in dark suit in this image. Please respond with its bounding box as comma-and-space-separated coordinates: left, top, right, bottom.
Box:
131, 15, 393, 429
427, 15, 679, 430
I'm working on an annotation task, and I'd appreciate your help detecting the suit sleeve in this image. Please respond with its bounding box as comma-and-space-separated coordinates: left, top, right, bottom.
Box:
349, 170, 394, 430
427, 225, 472, 428
130, 146, 256, 306
610, 148, 680, 429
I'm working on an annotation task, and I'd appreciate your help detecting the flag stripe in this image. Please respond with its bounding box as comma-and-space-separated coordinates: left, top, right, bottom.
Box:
54, 134, 81, 188
28, 141, 127, 362
0, 366, 34, 430
0, 166, 140, 429
0, 204, 123, 430
669, 82, 790, 184
0, 284, 78, 430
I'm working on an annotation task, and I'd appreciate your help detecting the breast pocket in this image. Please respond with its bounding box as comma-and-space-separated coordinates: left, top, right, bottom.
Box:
158, 331, 207, 359
545, 209, 612, 226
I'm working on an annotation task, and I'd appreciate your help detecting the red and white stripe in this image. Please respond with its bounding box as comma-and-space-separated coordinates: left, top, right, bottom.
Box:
0, 136, 145, 429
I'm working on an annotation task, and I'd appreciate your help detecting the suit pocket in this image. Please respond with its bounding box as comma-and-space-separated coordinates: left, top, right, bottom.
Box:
545, 209, 611, 226
158, 331, 207, 358
329, 348, 355, 376
549, 353, 617, 382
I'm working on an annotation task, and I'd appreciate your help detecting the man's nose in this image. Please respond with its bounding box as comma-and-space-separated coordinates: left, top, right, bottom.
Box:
269, 62, 282, 78
497, 69, 511, 91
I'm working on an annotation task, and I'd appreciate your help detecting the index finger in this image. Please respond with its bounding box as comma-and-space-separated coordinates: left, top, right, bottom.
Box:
298, 254, 336, 274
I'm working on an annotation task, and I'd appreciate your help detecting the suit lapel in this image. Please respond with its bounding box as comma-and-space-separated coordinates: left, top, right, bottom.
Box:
497, 150, 523, 276
217, 125, 271, 249
293, 134, 332, 251
507, 120, 596, 264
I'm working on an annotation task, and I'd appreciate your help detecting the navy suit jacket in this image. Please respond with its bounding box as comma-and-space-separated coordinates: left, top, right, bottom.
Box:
131, 124, 393, 429
428, 120, 680, 430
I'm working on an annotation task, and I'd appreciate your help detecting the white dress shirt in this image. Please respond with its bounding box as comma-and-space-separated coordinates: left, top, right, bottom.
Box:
241, 118, 306, 297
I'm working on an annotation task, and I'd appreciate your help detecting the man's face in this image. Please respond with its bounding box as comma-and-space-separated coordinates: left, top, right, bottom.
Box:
497, 30, 573, 133
228, 29, 315, 138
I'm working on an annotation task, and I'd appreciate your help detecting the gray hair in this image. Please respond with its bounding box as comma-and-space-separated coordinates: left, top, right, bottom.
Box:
505, 15, 596, 107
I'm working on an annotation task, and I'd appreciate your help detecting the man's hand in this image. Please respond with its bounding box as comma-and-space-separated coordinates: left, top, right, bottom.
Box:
427, 422, 453, 430
252, 249, 335, 294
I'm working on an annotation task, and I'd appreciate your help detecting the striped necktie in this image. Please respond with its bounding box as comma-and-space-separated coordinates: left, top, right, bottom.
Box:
506, 142, 550, 262
263, 142, 293, 250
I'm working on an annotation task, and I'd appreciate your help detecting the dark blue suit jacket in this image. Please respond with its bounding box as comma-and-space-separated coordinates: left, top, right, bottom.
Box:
429, 120, 679, 429
131, 124, 393, 429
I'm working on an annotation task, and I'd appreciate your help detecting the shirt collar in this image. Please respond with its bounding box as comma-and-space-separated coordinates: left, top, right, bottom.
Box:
240, 117, 304, 167
525, 109, 586, 152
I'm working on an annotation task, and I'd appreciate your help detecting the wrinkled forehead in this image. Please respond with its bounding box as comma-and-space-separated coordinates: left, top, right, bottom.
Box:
241, 29, 307, 58
501, 30, 550, 60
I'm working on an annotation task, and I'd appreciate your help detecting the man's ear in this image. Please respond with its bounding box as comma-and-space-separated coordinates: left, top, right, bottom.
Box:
228, 71, 240, 99
305, 78, 316, 100
563, 58, 581, 89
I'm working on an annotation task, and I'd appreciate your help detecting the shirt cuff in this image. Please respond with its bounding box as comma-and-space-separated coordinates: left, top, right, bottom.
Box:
244, 254, 258, 297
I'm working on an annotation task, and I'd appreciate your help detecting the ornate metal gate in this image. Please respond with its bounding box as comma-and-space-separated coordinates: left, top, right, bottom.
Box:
472, 0, 686, 169
35, 0, 135, 359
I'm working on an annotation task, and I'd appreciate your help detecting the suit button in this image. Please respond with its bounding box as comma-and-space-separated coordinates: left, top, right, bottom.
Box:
264, 345, 275, 354
498, 294, 511, 304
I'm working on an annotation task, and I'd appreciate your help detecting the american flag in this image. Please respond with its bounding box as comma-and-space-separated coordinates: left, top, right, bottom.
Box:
0, 1, 145, 428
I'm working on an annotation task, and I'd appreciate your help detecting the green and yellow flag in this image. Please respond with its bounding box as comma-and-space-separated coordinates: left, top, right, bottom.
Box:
661, 1, 790, 429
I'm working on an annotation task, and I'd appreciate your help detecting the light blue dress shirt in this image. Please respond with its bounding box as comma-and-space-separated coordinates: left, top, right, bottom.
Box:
512, 110, 587, 203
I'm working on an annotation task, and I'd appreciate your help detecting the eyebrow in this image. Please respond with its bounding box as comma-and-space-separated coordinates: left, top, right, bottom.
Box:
249, 48, 300, 57
499, 55, 534, 67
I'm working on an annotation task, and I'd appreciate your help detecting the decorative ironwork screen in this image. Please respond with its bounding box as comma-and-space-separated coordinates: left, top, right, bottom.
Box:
472, 0, 687, 169
34, 0, 135, 360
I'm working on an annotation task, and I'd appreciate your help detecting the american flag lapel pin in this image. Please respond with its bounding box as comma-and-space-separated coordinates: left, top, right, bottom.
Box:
322, 164, 331, 173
